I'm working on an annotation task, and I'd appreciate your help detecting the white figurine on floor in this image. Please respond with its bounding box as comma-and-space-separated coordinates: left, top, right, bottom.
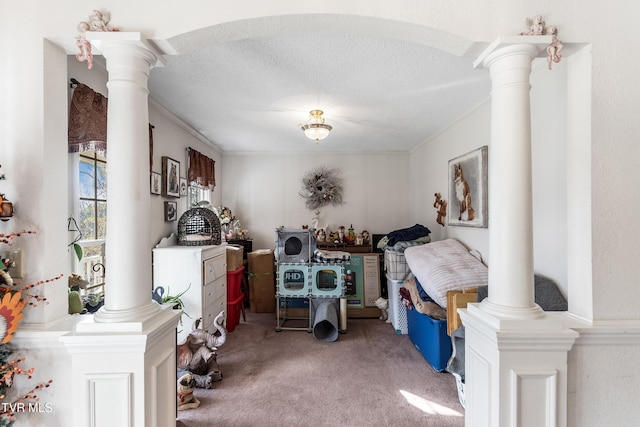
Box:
177, 373, 200, 411
374, 297, 390, 323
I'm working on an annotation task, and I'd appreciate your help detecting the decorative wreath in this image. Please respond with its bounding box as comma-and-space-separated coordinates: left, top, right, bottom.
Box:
299, 166, 343, 210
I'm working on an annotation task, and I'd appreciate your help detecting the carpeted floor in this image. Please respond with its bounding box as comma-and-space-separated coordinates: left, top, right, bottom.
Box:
176, 309, 464, 427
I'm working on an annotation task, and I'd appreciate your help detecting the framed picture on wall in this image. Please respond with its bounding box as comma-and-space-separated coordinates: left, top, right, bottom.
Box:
179, 177, 188, 196
448, 146, 488, 228
150, 172, 161, 195
162, 156, 180, 198
164, 201, 178, 222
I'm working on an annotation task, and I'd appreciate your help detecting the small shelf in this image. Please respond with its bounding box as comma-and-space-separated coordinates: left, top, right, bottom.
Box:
316, 243, 371, 253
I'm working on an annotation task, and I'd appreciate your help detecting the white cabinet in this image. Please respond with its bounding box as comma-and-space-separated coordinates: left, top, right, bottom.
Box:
152, 244, 227, 343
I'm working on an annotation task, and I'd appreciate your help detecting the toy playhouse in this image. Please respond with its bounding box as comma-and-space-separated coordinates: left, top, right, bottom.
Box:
274, 228, 348, 342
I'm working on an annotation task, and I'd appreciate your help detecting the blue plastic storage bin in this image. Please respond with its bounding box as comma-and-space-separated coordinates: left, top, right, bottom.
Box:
406, 307, 452, 372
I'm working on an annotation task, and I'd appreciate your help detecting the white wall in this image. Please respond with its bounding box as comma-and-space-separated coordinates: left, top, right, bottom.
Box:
221, 152, 410, 250
409, 100, 492, 263
147, 104, 223, 247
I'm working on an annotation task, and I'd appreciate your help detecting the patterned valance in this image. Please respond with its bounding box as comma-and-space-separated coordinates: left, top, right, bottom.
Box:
188, 148, 216, 190
68, 83, 108, 154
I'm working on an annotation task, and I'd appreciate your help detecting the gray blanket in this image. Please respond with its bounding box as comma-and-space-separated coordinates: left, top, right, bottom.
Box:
447, 275, 567, 381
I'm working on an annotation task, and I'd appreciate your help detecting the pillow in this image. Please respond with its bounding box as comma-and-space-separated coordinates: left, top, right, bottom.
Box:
404, 239, 488, 309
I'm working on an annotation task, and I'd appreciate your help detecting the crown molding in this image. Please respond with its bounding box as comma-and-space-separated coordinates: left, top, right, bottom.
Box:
148, 97, 222, 154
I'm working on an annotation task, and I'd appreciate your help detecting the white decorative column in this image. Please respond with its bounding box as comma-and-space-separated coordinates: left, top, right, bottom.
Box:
459, 37, 578, 427
92, 32, 161, 323
61, 32, 181, 427
479, 37, 545, 318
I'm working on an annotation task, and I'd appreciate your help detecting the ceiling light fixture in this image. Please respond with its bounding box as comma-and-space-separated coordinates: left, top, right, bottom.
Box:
301, 110, 332, 143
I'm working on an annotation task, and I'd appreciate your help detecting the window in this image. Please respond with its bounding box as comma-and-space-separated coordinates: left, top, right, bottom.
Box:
188, 183, 211, 208
70, 150, 107, 295
79, 151, 107, 240
186, 147, 214, 209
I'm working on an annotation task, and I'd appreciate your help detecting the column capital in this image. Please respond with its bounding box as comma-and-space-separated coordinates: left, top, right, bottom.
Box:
86, 31, 165, 67
474, 35, 553, 70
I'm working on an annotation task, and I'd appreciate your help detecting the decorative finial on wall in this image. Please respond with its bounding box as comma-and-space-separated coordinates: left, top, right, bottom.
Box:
520, 15, 546, 36
545, 26, 563, 70
434, 193, 447, 227
75, 10, 119, 69
518, 15, 563, 70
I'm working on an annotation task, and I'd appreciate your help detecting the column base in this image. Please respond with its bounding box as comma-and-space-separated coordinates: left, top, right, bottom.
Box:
460, 303, 578, 427
479, 298, 545, 322
90, 300, 161, 328
61, 305, 181, 427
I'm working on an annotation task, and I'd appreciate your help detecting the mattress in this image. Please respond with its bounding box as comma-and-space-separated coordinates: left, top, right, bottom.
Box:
403, 239, 487, 309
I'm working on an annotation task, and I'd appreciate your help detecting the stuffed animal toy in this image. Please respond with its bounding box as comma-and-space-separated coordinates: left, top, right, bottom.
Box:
374, 297, 390, 323
177, 373, 200, 411
434, 193, 447, 227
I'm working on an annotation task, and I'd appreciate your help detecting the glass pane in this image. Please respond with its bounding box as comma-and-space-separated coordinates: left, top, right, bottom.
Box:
187, 184, 198, 207
96, 201, 107, 239
96, 161, 107, 199
79, 157, 96, 199
83, 243, 104, 259
76, 242, 106, 291
79, 200, 96, 239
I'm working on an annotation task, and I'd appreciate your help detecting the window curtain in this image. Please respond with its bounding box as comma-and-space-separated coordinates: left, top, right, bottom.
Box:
188, 148, 216, 190
68, 83, 108, 154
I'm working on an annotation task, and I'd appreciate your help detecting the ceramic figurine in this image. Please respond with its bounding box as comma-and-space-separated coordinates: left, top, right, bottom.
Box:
520, 15, 545, 35
75, 22, 93, 69
345, 224, 356, 244
88, 10, 117, 32
546, 26, 563, 70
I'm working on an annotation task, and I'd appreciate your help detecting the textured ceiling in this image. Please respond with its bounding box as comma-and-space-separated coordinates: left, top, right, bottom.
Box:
148, 30, 491, 153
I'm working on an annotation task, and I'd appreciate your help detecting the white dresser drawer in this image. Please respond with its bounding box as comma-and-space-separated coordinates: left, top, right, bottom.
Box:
203, 276, 226, 307
202, 296, 226, 331
203, 254, 226, 284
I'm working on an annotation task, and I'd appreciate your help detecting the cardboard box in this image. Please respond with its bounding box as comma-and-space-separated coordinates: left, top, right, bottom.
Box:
446, 288, 478, 335
249, 272, 275, 313
248, 249, 275, 312
248, 249, 275, 274
346, 254, 381, 310
361, 253, 381, 306
226, 245, 244, 271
